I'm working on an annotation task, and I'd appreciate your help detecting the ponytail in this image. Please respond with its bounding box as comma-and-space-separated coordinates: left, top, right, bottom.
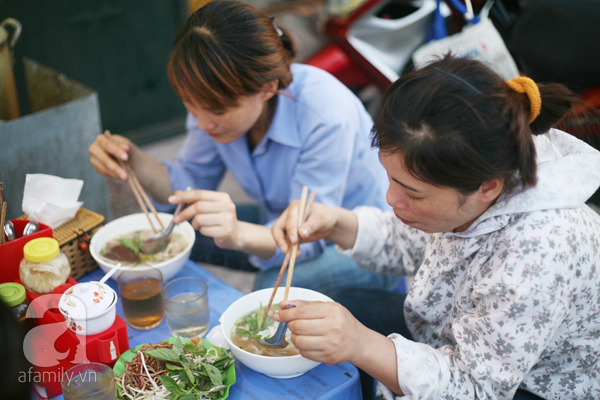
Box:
503, 79, 581, 187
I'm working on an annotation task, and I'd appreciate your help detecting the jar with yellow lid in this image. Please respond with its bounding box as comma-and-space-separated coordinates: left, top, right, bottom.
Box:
19, 237, 70, 294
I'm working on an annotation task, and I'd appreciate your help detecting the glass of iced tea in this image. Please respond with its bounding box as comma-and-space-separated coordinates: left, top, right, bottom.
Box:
162, 277, 210, 339
61, 362, 115, 400
117, 267, 164, 330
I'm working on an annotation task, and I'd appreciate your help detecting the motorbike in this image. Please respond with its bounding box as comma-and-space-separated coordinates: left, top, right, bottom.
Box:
305, 0, 600, 203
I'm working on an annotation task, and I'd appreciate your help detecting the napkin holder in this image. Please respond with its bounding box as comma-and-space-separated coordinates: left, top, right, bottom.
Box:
25, 281, 129, 399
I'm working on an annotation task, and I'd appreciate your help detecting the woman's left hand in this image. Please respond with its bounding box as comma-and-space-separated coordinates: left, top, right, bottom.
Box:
277, 299, 404, 396
170, 189, 241, 250
275, 300, 368, 365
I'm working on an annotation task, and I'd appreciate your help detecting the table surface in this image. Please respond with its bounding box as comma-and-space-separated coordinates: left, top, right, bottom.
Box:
39, 260, 362, 400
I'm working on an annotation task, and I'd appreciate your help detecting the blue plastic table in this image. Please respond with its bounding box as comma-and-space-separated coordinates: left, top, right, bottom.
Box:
45, 260, 362, 400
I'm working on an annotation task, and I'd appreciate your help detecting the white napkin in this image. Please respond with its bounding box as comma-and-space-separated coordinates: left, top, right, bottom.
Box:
205, 324, 229, 350
22, 174, 84, 228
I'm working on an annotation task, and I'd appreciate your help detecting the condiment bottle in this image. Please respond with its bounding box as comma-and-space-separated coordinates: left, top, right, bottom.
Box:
19, 237, 70, 294
0, 282, 31, 329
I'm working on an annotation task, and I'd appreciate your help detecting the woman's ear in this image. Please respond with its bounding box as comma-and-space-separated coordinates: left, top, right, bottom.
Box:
261, 79, 279, 101
479, 178, 504, 202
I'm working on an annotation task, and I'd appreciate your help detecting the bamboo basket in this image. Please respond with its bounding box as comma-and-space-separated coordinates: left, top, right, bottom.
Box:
19, 208, 105, 280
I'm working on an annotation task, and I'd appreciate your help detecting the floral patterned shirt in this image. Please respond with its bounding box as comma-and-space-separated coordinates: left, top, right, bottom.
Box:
339, 130, 600, 400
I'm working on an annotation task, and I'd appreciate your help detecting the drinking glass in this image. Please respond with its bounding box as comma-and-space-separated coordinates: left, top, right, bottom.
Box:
117, 267, 164, 330
61, 362, 115, 400
162, 277, 209, 338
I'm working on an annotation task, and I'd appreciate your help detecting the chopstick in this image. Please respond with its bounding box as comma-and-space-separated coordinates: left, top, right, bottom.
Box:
103, 131, 165, 233
261, 187, 315, 326
122, 162, 165, 231
284, 187, 311, 300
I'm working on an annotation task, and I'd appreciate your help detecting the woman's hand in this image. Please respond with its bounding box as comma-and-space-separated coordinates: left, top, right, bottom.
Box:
171, 189, 241, 249
276, 299, 404, 396
272, 201, 359, 254
275, 300, 369, 365
169, 189, 276, 258
89, 130, 133, 181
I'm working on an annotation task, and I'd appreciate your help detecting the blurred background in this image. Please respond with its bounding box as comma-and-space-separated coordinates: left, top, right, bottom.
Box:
1, 0, 599, 291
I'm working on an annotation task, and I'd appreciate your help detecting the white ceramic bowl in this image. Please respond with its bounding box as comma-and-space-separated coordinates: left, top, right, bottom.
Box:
90, 213, 195, 282
220, 287, 333, 379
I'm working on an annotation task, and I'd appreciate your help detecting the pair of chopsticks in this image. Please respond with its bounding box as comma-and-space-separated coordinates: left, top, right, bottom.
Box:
104, 131, 165, 233
0, 182, 6, 244
262, 186, 316, 326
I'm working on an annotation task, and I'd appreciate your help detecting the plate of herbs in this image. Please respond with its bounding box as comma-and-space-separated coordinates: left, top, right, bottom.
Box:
114, 336, 235, 399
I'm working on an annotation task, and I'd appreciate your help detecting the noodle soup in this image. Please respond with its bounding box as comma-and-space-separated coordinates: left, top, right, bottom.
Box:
231, 304, 300, 357
99, 230, 187, 266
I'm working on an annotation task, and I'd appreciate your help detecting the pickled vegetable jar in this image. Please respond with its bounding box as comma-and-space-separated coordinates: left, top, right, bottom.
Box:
20, 237, 70, 294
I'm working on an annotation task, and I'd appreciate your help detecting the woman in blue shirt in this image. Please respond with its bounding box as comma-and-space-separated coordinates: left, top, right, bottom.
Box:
89, 0, 398, 293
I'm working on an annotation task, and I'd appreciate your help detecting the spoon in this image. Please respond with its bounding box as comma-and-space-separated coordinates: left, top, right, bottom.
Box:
139, 202, 184, 255
258, 304, 296, 348
99, 263, 122, 284
22, 221, 40, 236
4, 221, 15, 241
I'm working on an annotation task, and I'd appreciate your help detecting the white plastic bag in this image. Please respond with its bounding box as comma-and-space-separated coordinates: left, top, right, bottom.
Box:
412, 0, 519, 80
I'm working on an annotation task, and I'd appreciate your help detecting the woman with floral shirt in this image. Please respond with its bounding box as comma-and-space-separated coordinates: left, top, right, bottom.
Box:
271, 55, 600, 400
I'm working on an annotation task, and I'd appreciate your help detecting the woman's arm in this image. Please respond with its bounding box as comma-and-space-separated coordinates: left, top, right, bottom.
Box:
276, 300, 404, 396
272, 202, 358, 254
171, 189, 276, 258
89, 131, 174, 202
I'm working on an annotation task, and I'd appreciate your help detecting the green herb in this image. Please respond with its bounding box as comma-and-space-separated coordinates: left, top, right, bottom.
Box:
159, 376, 182, 395
235, 328, 261, 339
235, 303, 277, 339
256, 303, 265, 331
142, 348, 180, 363
118, 237, 140, 254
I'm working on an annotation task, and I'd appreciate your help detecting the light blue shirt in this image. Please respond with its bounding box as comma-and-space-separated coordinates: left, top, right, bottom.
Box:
158, 64, 389, 269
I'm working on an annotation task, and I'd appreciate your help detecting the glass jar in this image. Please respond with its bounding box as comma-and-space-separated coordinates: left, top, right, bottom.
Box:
19, 237, 70, 294
0, 282, 29, 326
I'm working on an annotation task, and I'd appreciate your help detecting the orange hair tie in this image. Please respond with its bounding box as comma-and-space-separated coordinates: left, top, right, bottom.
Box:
505, 77, 541, 123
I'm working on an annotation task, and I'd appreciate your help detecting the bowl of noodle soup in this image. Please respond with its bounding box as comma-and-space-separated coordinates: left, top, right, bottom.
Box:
90, 212, 195, 282
220, 287, 334, 379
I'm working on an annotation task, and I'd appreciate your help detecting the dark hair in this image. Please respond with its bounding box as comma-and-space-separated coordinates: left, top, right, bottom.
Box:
372, 54, 580, 195
167, 0, 296, 110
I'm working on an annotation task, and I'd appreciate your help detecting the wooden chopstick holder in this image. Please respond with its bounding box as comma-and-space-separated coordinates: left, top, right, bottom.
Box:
0, 201, 7, 245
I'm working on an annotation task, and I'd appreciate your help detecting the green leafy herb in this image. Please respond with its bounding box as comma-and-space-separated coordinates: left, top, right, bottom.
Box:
118, 237, 140, 254
235, 328, 262, 339
256, 303, 265, 331
159, 375, 183, 395
142, 348, 180, 363
235, 303, 278, 339
204, 363, 223, 387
